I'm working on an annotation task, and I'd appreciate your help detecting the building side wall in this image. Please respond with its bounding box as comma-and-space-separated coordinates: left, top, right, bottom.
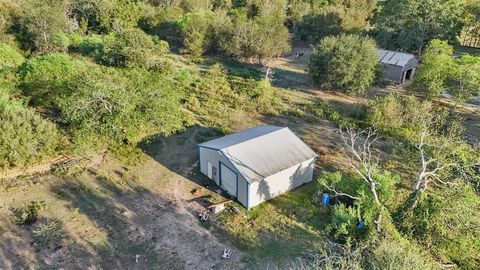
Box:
199, 147, 221, 184
248, 158, 316, 209
383, 65, 404, 83
199, 147, 248, 207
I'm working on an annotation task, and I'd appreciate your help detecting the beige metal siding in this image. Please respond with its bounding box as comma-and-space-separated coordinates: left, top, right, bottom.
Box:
248, 158, 316, 208
199, 147, 248, 207
199, 147, 220, 185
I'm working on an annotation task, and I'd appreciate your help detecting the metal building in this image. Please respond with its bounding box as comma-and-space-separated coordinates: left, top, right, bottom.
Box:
378, 49, 418, 84
198, 126, 317, 209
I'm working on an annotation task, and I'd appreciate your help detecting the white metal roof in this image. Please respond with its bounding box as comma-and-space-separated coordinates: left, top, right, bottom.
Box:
378, 49, 416, 67
199, 126, 318, 182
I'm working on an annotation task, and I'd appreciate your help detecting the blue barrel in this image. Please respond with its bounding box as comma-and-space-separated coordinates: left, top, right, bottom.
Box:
357, 220, 366, 230
322, 193, 330, 206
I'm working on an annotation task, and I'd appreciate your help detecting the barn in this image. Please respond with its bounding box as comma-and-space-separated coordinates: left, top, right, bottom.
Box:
378, 49, 418, 84
198, 126, 318, 209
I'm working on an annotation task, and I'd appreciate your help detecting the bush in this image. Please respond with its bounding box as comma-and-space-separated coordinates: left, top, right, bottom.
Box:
367, 239, 437, 270
367, 94, 465, 141
0, 103, 61, 168
328, 204, 360, 242
308, 34, 378, 95
397, 184, 480, 269
0, 43, 25, 68
101, 28, 170, 69
69, 33, 116, 58
33, 221, 64, 247
9, 201, 45, 225
17, 53, 84, 106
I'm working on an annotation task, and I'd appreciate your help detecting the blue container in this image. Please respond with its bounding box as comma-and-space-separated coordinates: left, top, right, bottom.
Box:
322, 193, 330, 206
357, 221, 366, 230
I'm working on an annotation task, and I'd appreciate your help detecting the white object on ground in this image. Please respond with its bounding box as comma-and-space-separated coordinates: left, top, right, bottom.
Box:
135, 255, 140, 263
199, 211, 208, 221
222, 248, 232, 259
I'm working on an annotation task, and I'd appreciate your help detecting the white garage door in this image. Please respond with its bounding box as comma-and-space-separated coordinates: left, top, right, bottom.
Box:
220, 163, 237, 196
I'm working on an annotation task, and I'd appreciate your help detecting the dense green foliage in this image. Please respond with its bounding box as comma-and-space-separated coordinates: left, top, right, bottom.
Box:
17, 53, 82, 106
308, 34, 378, 95
101, 28, 170, 69
413, 39, 480, 100
0, 43, 24, 68
0, 88, 61, 168
398, 184, 480, 269
373, 0, 465, 56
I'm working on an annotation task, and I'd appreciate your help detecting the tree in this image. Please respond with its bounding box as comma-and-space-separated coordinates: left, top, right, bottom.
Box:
308, 34, 378, 95
449, 55, 480, 102
410, 129, 457, 208
324, 127, 396, 232
101, 28, 170, 69
58, 67, 188, 145
412, 39, 480, 101
373, 0, 464, 56
399, 184, 480, 269
178, 10, 215, 56
17, 53, 83, 106
0, 0, 19, 40
14, 0, 75, 53
460, 0, 480, 47
411, 40, 455, 99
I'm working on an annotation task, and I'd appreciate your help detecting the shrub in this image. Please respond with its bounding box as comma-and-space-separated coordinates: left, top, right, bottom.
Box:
368, 94, 465, 142
412, 39, 456, 99
9, 201, 45, 225
0, 43, 25, 68
249, 80, 285, 115
0, 103, 61, 168
33, 221, 64, 247
367, 239, 437, 270
101, 28, 170, 69
17, 53, 84, 106
14, 0, 72, 53
328, 203, 360, 242
308, 34, 378, 95
397, 184, 480, 269
69, 33, 116, 58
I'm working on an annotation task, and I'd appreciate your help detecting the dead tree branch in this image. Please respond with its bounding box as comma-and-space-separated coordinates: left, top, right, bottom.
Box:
411, 130, 457, 208
339, 127, 383, 232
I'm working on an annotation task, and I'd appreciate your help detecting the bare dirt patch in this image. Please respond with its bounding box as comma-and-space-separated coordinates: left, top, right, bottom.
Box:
0, 128, 243, 270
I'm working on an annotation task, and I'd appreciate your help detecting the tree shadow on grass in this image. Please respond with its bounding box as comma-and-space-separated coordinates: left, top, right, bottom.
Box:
0, 206, 101, 269
138, 125, 227, 191
46, 175, 184, 269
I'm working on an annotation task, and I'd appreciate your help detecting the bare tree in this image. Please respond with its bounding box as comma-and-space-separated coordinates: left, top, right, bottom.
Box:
410, 129, 457, 208
339, 127, 384, 232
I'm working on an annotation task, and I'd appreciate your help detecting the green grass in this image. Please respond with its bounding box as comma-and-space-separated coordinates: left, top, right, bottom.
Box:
217, 182, 329, 264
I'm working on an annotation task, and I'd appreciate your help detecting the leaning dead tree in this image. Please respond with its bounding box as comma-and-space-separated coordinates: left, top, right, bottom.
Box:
410, 129, 457, 208
339, 127, 384, 232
